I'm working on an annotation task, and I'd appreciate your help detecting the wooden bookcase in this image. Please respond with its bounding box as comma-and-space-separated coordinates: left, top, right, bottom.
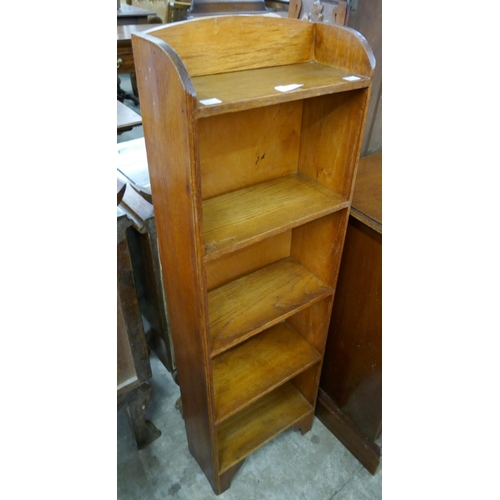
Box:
132, 15, 374, 495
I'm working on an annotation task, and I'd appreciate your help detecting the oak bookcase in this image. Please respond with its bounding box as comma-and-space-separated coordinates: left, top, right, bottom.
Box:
132, 15, 374, 495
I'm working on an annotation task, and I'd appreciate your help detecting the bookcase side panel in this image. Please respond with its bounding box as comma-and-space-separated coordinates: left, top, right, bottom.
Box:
287, 297, 333, 355
314, 23, 376, 79
132, 35, 219, 490
291, 210, 350, 288
198, 102, 303, 201
290, 362, 324, 408
298, 89, 371, 200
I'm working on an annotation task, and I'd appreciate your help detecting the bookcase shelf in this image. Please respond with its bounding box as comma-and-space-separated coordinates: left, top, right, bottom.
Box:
208, 256, 333, 356
213, 321, 322, 423
217, 381, 313, 474
193, 61, 370, 117
132, 15, 374, 495
203, 174, 349, 260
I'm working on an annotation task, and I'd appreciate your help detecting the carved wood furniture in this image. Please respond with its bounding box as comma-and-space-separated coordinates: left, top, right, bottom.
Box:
316, 152, 382, 474
131, 16, 374, 494
117, 185, 161, 449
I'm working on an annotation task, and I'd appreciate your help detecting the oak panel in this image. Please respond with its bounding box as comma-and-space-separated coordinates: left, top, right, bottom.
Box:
208, 257, 333, 356
213, 322, 321, 423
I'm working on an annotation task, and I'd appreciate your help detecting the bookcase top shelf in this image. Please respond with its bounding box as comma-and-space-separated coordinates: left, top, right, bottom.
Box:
193, 62, 370, 117
133, 15, 376, 116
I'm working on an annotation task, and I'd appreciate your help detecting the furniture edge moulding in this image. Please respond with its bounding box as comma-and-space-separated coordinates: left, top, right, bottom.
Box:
132, 32, 221, 493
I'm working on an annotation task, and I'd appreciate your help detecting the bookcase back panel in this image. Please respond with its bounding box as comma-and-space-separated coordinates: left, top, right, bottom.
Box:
205, 231, 291, 292
298, 90, 370, 199
146, 16, 314, 77
198, 102, 302, 200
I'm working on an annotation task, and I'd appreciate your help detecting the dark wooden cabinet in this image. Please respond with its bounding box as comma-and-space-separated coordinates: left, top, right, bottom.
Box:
316, 152, 382, 474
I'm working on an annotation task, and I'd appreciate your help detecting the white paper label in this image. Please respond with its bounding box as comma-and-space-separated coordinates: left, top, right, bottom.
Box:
275, 84, 304, 92
200, 98, 222, 105
343, 76, 361, 82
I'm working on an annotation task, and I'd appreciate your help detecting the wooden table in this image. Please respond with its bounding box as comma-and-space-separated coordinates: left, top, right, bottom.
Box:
117, 3, 156, 25
117, 100, 142, 133
316, 152, 382, 475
